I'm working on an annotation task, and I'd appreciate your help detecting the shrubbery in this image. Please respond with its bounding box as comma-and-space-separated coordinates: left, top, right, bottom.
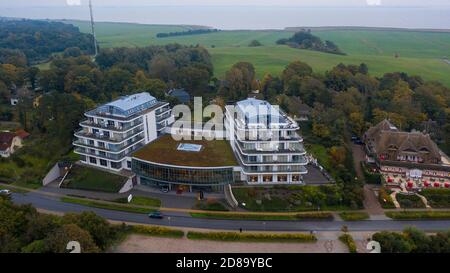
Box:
372, 228, 450, 253
421, 189, 450, 208
361, 162, 383, 184
132, 225, 184, 238
187, 231, 317, 243
339, 234, 357, 253
386, 211, 450, 220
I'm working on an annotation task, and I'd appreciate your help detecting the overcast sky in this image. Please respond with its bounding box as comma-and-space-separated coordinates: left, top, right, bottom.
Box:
2, 0, 450, 7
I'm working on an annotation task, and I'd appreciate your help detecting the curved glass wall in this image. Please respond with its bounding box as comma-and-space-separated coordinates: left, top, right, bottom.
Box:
132, 159, 234, 186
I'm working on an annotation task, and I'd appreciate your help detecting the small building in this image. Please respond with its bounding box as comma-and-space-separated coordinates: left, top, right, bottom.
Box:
364, 119, 450, 180
0, 131, 24, 158
132, 134, 238, 192
167, 88, 191, 104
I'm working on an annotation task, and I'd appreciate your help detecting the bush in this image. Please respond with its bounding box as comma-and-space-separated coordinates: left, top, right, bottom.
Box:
187, 231, 317, 243
379, 187, 396, 209
132, 225, 184, 238
421, 189, 450, 208
339, 234, 357, 253
386, 211, 450, 220
339, 212, 369, 221
361, 162, 383, 184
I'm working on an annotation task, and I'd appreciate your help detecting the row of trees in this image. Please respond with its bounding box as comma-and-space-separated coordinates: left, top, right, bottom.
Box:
0, 196, 127, 253
0, 19, 95, 64
219, 60, 450, 154
156, 28, 220, 38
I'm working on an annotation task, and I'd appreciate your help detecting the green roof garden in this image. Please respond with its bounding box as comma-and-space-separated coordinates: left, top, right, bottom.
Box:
132, 135, 238, 168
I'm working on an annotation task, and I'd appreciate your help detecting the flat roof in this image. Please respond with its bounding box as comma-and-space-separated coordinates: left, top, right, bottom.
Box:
132, 135, 238, 168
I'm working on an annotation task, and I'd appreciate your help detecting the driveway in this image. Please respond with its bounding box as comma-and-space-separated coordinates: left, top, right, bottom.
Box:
351, 144, 384, 215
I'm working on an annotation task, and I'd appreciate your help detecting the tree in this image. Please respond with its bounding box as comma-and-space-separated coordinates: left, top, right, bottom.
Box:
44, 224, 100, 253
149, 55, 177, 82
62, 212, 117, 251
282, 61, 313, 84
248, 40, 262, 47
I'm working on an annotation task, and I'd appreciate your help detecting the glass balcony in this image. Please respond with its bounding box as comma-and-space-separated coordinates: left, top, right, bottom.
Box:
80, 118, 143, 132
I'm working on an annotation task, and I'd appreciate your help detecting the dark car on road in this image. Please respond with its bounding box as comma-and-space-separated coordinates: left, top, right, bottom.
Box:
148, 211, 164, 219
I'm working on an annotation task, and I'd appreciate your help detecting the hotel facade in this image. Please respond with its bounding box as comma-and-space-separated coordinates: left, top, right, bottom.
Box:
225, 98, 308, 185
73, 92, 174, 172
73, 94, 309, 190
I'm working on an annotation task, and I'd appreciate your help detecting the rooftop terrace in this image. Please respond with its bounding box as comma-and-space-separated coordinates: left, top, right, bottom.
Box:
132, 134, 238, 168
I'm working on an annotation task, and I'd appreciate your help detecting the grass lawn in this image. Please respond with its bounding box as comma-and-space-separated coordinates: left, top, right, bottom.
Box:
116, 196, 162, 207
385, 210, 450, 220
187, 231, 317, 243
190, 211, 333, 221
62, 165, 128, 193
70, 21, 450, 86
339, 212, 370, 221
305, 144, 332, 171
396, 194, 426, 209
61, 197, 156, 214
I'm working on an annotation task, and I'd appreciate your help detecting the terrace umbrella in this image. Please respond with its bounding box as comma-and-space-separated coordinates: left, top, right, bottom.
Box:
423, 181, 430, 187
387, 177, 393, 183
445, 183, 450, 188
407, 181, 414, 188
434, 182, 441, 188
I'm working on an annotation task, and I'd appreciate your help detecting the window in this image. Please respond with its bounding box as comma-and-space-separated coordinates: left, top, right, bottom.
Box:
100, 159, 107, 167
111, 162, 122, 169
80, 155, 87, 162
88, 140, 95, 146
89, 157, 97, 164
127, 161, 132, 169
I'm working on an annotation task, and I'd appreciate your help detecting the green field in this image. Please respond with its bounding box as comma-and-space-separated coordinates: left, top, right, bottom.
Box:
69, 21, 450, 86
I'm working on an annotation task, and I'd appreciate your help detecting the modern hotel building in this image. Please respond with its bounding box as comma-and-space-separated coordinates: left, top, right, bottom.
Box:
224, 98, 308, 185
73, 92, 174, 172
73, 93, 309, 191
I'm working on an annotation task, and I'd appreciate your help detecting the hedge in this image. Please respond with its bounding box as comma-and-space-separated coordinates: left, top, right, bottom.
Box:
187, 231, 317, 243
385, 211, 450, 220
339, 234, 357, 253
132, 225, 184, 238
339, 212, 370, 221
361, 162, 383, 184
190, 211, 334, 221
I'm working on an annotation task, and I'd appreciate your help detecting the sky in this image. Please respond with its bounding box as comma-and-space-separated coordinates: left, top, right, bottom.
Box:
2, 0, 450, 7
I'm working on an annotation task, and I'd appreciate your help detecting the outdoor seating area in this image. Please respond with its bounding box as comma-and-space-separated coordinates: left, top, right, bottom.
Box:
383, 173, 450, 191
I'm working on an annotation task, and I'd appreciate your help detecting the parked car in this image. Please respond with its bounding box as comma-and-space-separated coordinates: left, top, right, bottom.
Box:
148, 211, 164, 219
160, 186, 169, 193
0, 189, 12, 196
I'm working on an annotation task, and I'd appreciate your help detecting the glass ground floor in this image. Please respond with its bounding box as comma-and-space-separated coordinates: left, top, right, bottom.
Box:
132, 159, 235, 192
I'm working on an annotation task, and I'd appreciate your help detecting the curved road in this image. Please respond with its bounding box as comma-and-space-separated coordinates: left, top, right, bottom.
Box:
11, 192, 450, 232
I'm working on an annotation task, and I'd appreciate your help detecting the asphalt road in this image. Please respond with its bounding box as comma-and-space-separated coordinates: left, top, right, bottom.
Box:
11, 192, 450, 232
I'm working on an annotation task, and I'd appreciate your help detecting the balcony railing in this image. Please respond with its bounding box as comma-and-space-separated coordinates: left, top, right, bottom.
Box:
80, 119, 143, 132
74, 135, 145, 153
75, 126, 144, 143
242, 165, 308, 174
240, 155, 308, 165
236, 140, 306, 154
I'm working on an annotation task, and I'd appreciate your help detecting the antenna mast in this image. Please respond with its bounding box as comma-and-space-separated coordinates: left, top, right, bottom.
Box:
89, 0, 98, 56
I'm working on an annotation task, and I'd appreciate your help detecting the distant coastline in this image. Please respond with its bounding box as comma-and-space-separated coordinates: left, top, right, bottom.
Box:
1, 6, 449, 30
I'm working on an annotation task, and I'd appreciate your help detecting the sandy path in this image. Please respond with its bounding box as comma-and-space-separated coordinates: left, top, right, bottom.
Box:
111, 234, 349, 253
